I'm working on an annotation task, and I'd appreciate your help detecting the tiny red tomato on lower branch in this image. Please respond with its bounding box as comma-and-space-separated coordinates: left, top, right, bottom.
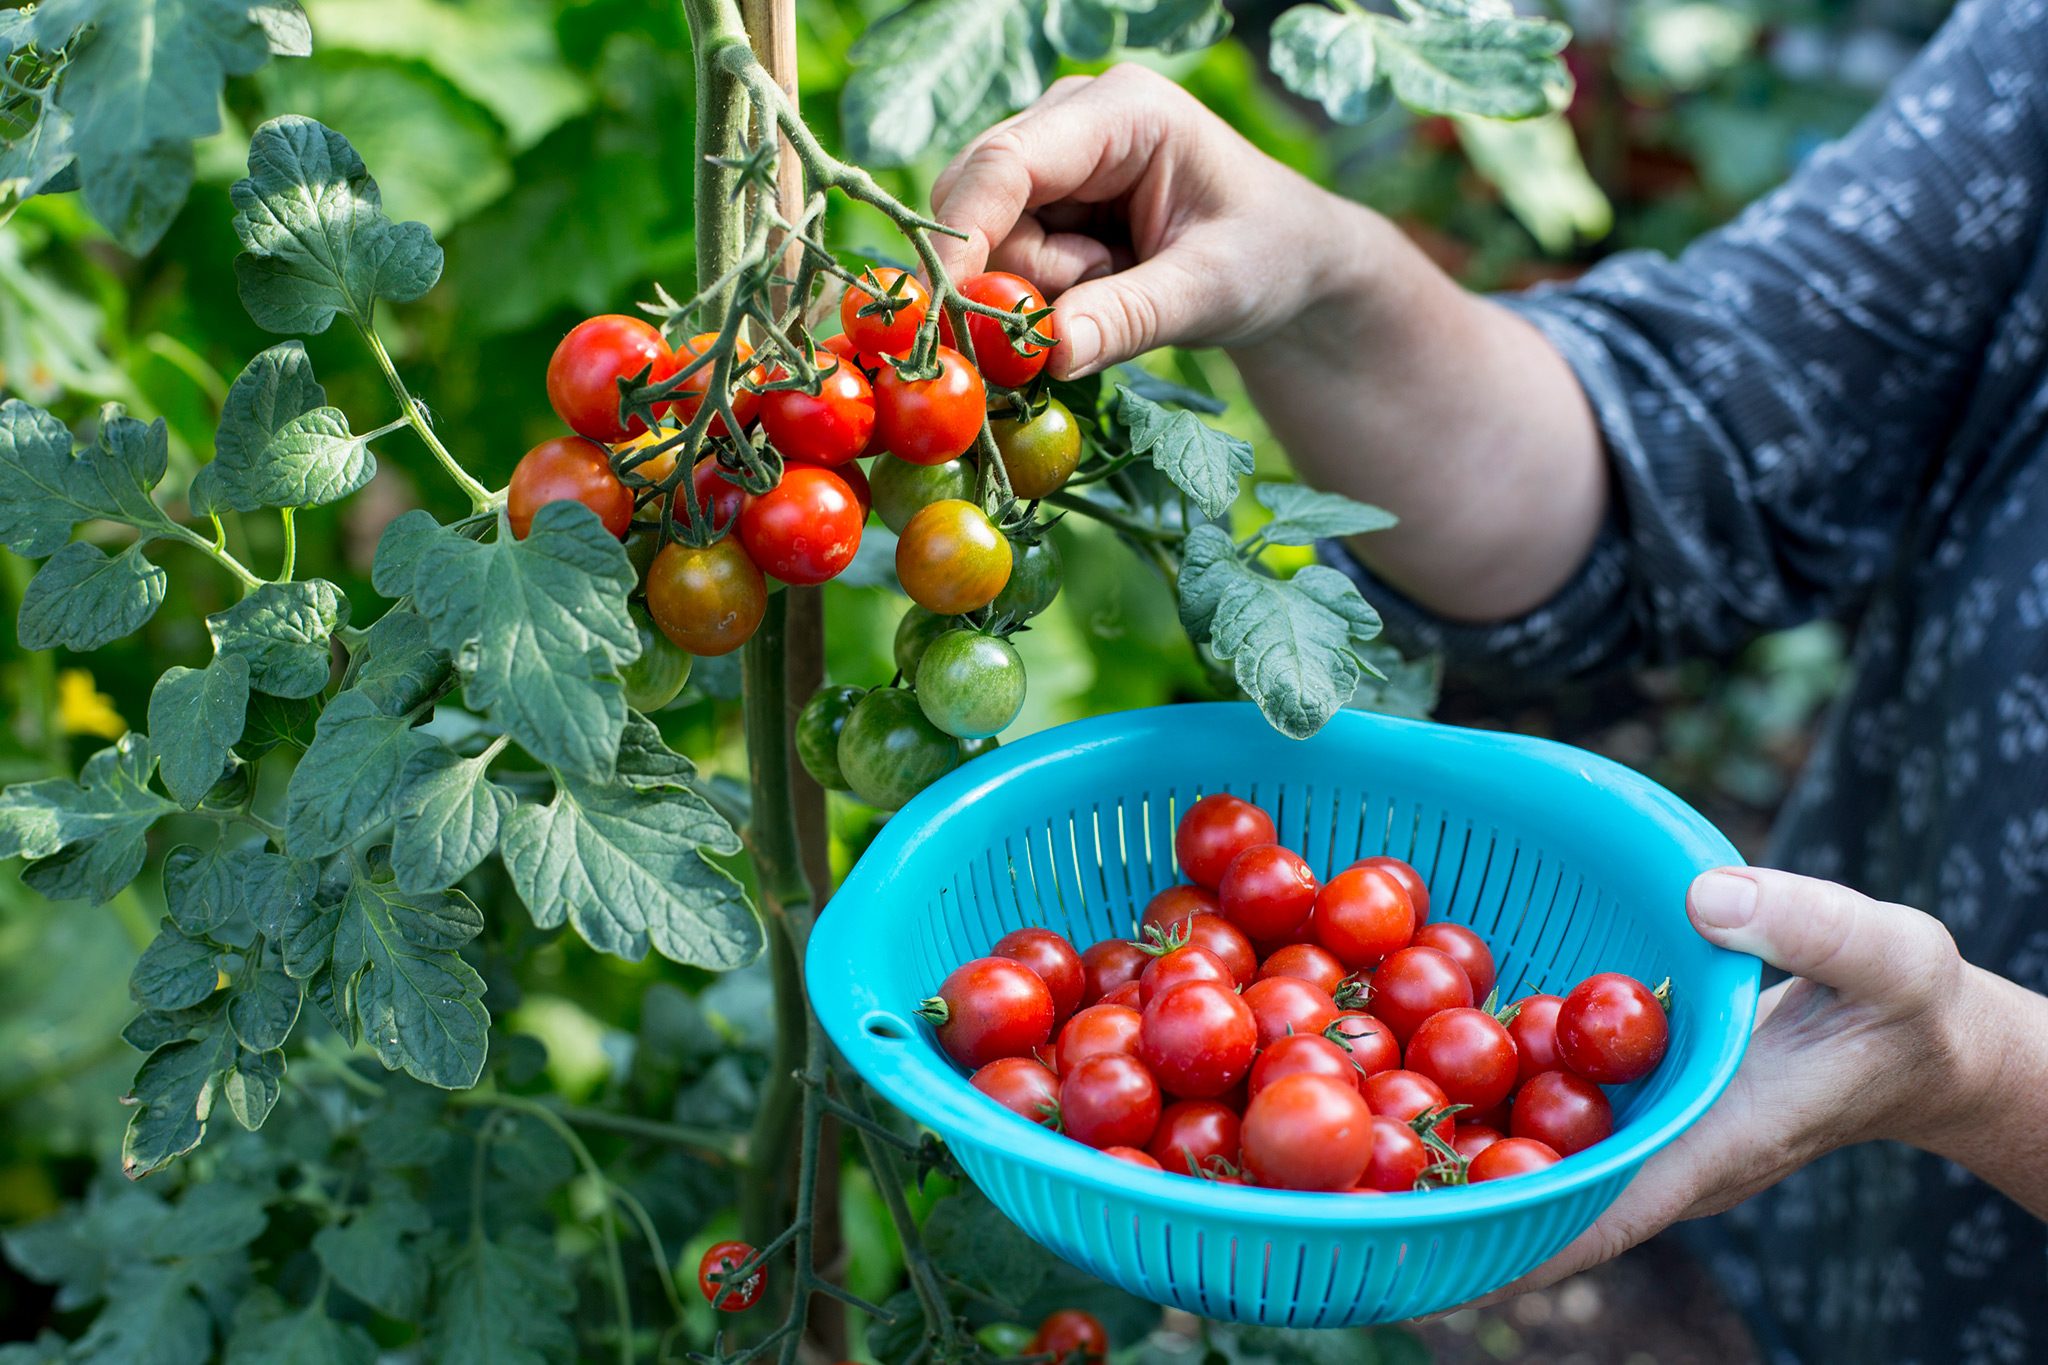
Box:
1029, 1309, 1109, 1365
737, 464, 863, 585
696, 1240, 764, 1312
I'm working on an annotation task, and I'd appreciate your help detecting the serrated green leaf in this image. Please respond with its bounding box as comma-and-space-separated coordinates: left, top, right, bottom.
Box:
148, 654, 251, 808
0, 735, 173, 905
1376, 13, 1571, 120
70, 1260, 214, 1365
1352, 641, 1441, 720
390, 740, 511, 894
207, 579, 350, 699
130, 922, 220, 1011
18, 540, 167, 651
237, 691, 322, 757
1043, 0, 1123, 61
841, 0, 1051, 168
426, 1225, 575, 1365
500, 761, 757, 970
924, 1186, 1048, 1301
283, 692, 420, 857
1116, 385, 1253, 520
123, 1002, 221, 1053
339, 604, 451, 715
225, 1288, 377, 1365
1269, 5, 1385, 124
232, 115, 444, 334
149, 1180, 269, 1256
312, 1189, 431, 1321
78, 139, 194, 255
0, 105, 77, 205
191, 342, 376, 514
406, 502, 636, 780
221, 1047, 286, 1129
228, 967, 301, 1050
121, 1017, 237, 1176
1254, 481, 1399, 546
367, 507, 440, 599
1123, 0, 1231, 51
614, 710, 697, 791
162, 842, 312, 937
0, 399, 165, 556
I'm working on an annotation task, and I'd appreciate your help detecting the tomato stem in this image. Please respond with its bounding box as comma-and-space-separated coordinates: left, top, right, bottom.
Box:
356, 320, 495, 513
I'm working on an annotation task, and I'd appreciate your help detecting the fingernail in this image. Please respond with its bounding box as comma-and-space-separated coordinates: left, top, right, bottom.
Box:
1690, 871, 1757, 930
1062, 315, 1100, 376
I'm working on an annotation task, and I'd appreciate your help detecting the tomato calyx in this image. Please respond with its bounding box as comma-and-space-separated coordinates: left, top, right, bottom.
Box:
1192, 1154, 1245, 1183
1333, 976, 1372, 1010
1132, 923, 1192, 958
914, 995, 951, 1026
1409, 1106, 1471, 1187
1653, 976, 1674, 1012
1482, 989, 1521, 1027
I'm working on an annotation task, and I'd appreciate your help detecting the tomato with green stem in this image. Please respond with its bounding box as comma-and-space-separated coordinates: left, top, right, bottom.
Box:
893, 604, 955, 677
737, 464, 863, 585
548, 314, 670, 443
758, 353, 875, 466
1327, 1011, 1402, 1078
897, 499, 1012, 613
870, 453, 972, 533
1556, 972, 1670, 1084
1029, 1309, 1109, 1365
697, 1240, 764, 1312
841, 266, 929, 356
1406, 1006, 1519, 1113
1147, 1099, 1241, 1176
507, 436, 633, 540
919, 956, 1055, 1068
644, 538, 766, 657
795, 684, 864, 791
1174, 794, 1276, 888
1249, 1031, 1359, 1100
991, 397, 1082, 499
873, 346, 985, 465
1139, 979, 1255, 1099
1362, 1068, 1457, 1144
915, 629, 1025, 739
1136, 943, 1232, 1007
942, 271, 1057, 389
991, 533, 1062, 621
620, 602, 693, 712
835, 687, 959, 810
1240, 1073, 1373, 1192
1357, 1115, 1431, 1193
662, 331, 761, 435
970, 1056, 1059, 1125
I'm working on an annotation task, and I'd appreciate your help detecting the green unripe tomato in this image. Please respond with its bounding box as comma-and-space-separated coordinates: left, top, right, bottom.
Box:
796, 683, 865, 791
893, 604, 956, 678
991, 398, 1082, 500
990, 534, 1062, 622
871, 454, 973, 534
959, 734, 1000, 761
620, 602, 693, 711
625, 528, 662, 580
837, 687, 961, 811
915, 630, 1026, 740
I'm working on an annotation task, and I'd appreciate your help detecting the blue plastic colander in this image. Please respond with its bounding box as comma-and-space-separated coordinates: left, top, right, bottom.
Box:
808, 703, 1759, 1325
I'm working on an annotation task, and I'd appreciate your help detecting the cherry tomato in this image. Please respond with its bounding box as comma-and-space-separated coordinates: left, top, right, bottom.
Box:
1102, 1145, 1160, 1169
1029, 1309, 1108, 1365
869, 454, 972, 533
1351, 855, 1430, 924
941, 271, 1057, 389
970, 1056, 1060, 1125
1249, 1032, 1359, 1100
915, 629, 1025, 739
1326, 1011, 1402, 1078
1142, 884, 1222, 932
1406, 1007, 1519, 1113
897, 499, 1011, 613
549, 315, 670, 443
1310, 866, 1416, 970
612, 424, 686, 486
1556, 973, 1670, 1084
1101, 981, 1140, 1009
1174, 794, 1276, 888
836, 687, 960, 811
1148, 1099, 1242, 1177
991, 397, 1081, 499
873, 346, 984, 465
1369, 946, 1475, 1046
645, 538, 766, 657
1079, 940, 1149, 1006
920, 957, 1055, 1069
1357, 1115, 1431, 1193
892, 604, 955, 677
1257, 943, 1349, 997
697, 1240, 763, 1311
1412, 922, 1496, 1000
1467, 1136, 1561, 1182
1240, 976, 1340, 1050
1507, 993, 1566, 1086
841, 266, 929, 357
620, 601, 693, 712
1058, 1053, 1160, 1150
1361, 1069, 1456, 1144
1511, 1069, 1614, 1156
662, 332, 761, 436
1240, 1073, 1373, 1192
1140, 980, 1256, 1099
820, 458, 871, 517
1137, 944, 1232, 1008
684, 457, 748, 530
795, 684, 864, 791
992, 927, 1085, 1026
991, 533, 1062, 621
1055, 1002, 1142, 1073
1170, 914, 1257, 986
508, 436, 632, 540
1465, 1098, 1513, 1134
737, 464, 863, 585
1219, 844, 1319, 941
759, 354, 875, 466
1451, 1123, 1504, 1163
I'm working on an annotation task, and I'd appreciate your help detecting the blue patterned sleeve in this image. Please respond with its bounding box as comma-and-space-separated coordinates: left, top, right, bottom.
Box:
1326, 0, 2048, 683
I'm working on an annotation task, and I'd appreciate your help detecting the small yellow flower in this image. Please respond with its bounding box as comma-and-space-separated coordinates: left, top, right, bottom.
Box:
56, 669, 127, 740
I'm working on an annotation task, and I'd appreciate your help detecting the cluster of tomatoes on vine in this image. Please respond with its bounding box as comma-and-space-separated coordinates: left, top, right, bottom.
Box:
510, 266, 1077, 788
920, 795, 1674, 1194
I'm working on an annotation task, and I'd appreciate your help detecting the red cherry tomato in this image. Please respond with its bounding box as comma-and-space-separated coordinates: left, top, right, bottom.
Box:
1257, 943, 1349, 997
1248, 1032, 1358, 1100
1102, 981, 1140, 1009
1054, 1003, 1143, 1074
758, 354, 876, 467
1451, 1123, 1504, 1163
1148, 1099, 1242, 1177
1240, 1074, 1374, 1192
1029, 1309, 1109, 1365
1310, 866, 1416, 970
824, 458, 872, 518
662, 332, 761, 436
992, 927, 1085, 1027
1468, 1136, 1561, 1182
1357, 1115, 1431, 1193
1102, 1145, 1160, 1169
1556, 973, 1670, 1084
1240, 976, 1340, 1050
1351, 855, 1430, 924
1406, 1007, 1519, 1113
1507, 993, 1566, 1086
548, 315, 670, 443
1174, 795, 1276, 888
737, 464, 864, 585
1219, 844, 1319, 941
1140, 980, 1256, 1099
1058, 1053, 1160, 1150
1169, 914, 1257, 985
1412, 922, 1496, 1000
970, 1056, 1059, 1125
686, 457, 747, 530
1141, 883, 1222, 931
697, 1240, 763, 1311
1326, 1011, 1402, 1078
1361, 1069, 1455, 1144
1079, 939, 1149, 1006
872, 346, 984, 465
1137, 944, 1232, 1008
919, 957, 1054, 1069
507, 436, 632, 540
941, 271, 1057, 389
1511, 1069, 1614, 1156
1369, 946, 1475, 1047
841, 267, 931, 358
644, 538, 766, 656
1464, 1098, 1513, 1134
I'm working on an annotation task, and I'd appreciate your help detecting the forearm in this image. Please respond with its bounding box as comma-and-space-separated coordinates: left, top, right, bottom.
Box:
1930, 965, 2048, 1220
1230, 206, 1608, 623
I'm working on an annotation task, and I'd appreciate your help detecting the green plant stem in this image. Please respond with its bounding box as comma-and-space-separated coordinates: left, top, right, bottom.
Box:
160, 522, 264, 591
1045, 490, 1179, 544
557, 1104, 745, 1163
358, 321, 495, 513
276, 507, 296, 582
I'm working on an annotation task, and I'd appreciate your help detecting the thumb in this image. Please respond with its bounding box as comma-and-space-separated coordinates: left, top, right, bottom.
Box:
1047, 254, 1206, 379
1686, 867, 1953, 999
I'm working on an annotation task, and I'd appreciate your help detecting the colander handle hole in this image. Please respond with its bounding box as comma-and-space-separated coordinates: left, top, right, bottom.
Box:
861, 1011, 913, 1042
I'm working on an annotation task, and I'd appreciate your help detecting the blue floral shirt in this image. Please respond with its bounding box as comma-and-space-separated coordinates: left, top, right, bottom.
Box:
1330, 1, 2048, 1360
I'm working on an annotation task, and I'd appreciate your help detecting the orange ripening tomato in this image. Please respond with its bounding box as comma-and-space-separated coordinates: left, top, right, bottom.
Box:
896, 498, 1011, 613
507, 436, 633, 540
660, 333, 762, 437
644, 538, 766, 656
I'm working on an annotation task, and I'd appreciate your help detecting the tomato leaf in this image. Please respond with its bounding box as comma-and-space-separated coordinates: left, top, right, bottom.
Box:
389, 739, 513, 894
1042, 0, 1124, 61
121, 1015, 238, 1176
223, 1288, 378, 1365
162, 843, 316, 939
1352, 641, 1441, 721
1269, 6, 1386, 124
17, 541, 167, 652
231, 116, 444, 335
1115, 385, 1254, 520
0, 102, 77, 207
1269, 3, 1570, 126
191, 343, 377, 514
0, 735, 173, 905
0, 401, 176, 558
338, 604, 452, 717
1254, 481, 1399, 546
424, 1225, 576, 1365
148, 655, 251, 809
311, 1189, 432, 1323
923, 1187, 1050, 1302
130, 922, 219, 1012
207, 579, 349, 700
237, 692, 321, 758
1123, 0, 1232, 52
282, 692, 421, 858
841, 0, 1051, 168
226, 968, 302, 1053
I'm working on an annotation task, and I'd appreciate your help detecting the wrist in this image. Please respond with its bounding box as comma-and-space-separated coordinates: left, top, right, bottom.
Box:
1917, 963, 2023, 1159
